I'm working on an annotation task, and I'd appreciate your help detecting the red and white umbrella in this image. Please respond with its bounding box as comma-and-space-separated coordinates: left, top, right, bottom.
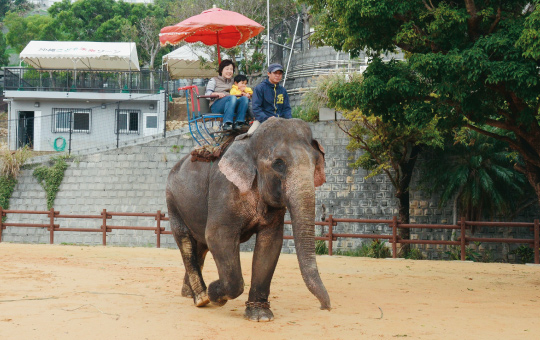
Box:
159, 7, 264, 63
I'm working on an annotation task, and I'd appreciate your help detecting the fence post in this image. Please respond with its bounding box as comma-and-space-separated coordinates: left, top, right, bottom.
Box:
534, 219, 539, 265
101, 209, 107, 246
49, 208, 55, 244
0, 206, 3, 242
328, 214, 334, 256
392, 216, 398, 258
156, 210, 162, 248
460, 217, 466, 261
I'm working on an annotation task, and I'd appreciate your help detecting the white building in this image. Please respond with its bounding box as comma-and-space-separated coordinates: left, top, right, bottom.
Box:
3, 41, 166, 152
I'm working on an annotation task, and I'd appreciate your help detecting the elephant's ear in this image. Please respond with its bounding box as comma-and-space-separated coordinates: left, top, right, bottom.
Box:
312, 139, 326, 187
219, 139, 256, 194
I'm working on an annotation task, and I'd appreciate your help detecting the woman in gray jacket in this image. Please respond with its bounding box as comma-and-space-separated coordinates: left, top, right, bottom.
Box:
205, 59, 249, 130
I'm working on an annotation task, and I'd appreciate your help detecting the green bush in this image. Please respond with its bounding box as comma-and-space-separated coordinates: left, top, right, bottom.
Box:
445, 242, 496, 262
404, 247, 425, 260
292, 106, 319, 122
510, 245, 535, 264
333, 243, 370, 257
446, 245, 481, 261
0, 176, 17, 209
33, 156, 69, 210
294, 72, 362, 123
315, 240, 329, 255
334, 239, 391, 258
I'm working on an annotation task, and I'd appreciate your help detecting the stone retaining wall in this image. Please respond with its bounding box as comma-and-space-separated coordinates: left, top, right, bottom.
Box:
2, 122, 537, 262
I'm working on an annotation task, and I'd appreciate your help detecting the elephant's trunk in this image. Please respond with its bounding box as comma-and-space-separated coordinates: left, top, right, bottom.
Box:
286, 174, 331, 311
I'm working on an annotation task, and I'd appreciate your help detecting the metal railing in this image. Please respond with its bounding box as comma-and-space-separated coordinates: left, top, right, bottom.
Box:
0, 208, 538, 264
3, 67, 165, 94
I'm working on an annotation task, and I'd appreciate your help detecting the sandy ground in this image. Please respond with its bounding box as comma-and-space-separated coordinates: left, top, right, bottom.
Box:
1, 243, 539, 340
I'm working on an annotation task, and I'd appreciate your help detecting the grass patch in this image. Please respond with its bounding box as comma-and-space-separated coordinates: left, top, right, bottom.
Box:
0, 146, 33, 218
0, 145, 33, 178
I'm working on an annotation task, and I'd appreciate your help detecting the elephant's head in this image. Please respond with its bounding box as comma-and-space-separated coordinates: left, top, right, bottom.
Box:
219, 118, 331, 310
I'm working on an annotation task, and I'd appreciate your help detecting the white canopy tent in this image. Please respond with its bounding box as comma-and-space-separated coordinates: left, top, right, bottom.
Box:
20, 41, 140, 71
162, 45, 215, 79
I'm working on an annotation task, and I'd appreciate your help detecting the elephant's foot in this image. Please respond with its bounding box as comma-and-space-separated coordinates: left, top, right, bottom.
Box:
181, 284, 193, 298
182, 283, 208, 307
210, 298, 228, 307
193, 292, 210, 307
208, 280, 236, 307
244, 301, 274, 322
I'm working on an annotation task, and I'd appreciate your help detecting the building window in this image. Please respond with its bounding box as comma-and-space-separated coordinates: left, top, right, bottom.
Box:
52, 108, 91, 133
115, 109, 140, 134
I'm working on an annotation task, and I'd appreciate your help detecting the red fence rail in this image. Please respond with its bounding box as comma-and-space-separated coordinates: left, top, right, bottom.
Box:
0, 208, 538, 264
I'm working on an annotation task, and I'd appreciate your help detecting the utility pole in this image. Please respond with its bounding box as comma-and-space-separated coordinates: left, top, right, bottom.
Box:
267, 0, 270, 67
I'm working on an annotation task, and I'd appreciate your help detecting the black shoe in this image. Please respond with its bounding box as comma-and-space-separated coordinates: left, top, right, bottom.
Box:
233, 121, 247, 130
223, 123, 233, 131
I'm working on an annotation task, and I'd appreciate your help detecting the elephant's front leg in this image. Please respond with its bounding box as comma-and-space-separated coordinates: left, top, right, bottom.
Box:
206, 225, 244, 306
245, 224, 284, 322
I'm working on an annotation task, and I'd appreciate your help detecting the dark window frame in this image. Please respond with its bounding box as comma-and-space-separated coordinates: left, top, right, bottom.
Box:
52, 108, 91, 133
115, 109, 141, 134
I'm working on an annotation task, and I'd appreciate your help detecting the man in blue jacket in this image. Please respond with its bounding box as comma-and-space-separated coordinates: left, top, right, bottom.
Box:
249, 63, 292, 135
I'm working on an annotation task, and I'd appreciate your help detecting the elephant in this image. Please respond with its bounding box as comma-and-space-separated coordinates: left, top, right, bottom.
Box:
165, 117, 331, 321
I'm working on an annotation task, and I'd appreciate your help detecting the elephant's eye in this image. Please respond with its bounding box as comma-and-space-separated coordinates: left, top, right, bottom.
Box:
272, 159, 286, 173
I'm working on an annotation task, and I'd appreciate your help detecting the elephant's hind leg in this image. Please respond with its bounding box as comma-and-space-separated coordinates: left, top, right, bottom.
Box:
168, 204, 209, 307
181, 243, 209, 298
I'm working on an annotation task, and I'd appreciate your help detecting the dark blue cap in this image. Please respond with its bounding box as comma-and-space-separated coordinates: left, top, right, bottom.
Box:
268, 63, 284, 73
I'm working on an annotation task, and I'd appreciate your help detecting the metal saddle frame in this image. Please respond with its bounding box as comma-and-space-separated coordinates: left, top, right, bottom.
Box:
179, 85, 224, 146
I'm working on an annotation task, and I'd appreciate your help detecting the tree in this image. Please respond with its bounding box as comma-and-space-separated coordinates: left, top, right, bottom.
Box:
0, 31, 10, 67
4, 12, 54, 53
167, 0, 298, 79
94, 15, 133, 42
48, 0, 119, 41
325, 62, 443, 252
420, 128, 533, 224
304, 1, 540, 211
46, 0, 172, 68
0, 0, 32, 20
130, 4, 169, 70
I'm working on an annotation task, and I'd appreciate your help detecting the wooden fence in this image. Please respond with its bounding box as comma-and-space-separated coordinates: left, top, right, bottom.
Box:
0, 208, 538, 264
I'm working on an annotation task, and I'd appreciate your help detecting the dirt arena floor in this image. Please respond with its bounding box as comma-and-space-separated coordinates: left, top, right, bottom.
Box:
1, 243, 540, 339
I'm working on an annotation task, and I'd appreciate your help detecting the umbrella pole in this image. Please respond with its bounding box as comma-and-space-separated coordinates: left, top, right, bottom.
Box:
216, 33, 221, 64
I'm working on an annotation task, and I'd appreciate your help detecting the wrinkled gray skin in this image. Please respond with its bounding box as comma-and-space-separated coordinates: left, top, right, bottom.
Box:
166, 118, 331, 322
